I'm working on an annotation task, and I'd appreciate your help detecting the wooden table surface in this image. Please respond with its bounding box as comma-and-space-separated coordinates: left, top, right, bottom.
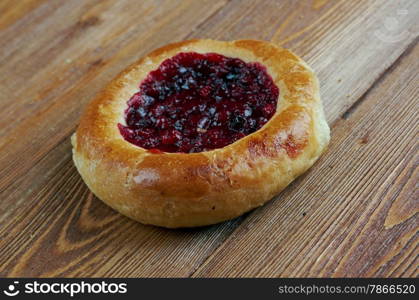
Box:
0, 0, 418, 278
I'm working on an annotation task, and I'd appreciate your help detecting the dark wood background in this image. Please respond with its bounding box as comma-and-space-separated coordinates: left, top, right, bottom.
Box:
0, 0, 417, 277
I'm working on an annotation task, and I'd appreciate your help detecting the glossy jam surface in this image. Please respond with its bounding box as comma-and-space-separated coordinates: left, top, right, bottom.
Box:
118, 52, 279, 153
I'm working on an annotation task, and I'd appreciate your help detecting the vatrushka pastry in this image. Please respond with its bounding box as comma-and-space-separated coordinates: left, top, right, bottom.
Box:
72, 39, 330, 228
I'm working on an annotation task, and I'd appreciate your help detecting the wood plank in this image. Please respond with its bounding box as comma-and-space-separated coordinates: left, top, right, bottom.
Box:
0, 0, 228, 190
0, 0, 234, 278
2, 0, 418, 195
0, 138, 240, 277
0, 0, 417, 277
0, 0, 48, 30
192, 43, 419, 277
190, 0, 419, 122
0, 0, 227, 133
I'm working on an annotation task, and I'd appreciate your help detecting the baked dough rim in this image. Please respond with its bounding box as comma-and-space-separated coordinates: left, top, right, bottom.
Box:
72, 39, 330, 228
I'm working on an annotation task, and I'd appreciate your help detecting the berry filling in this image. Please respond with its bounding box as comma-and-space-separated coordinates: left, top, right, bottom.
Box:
118, 52, 279, 153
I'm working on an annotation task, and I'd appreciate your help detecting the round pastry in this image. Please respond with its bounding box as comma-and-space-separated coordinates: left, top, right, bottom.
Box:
72, 39, 330, 228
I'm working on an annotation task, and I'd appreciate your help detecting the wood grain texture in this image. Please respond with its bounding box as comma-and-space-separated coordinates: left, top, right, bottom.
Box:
0, 0, 417, 277
192, 43, 419, 278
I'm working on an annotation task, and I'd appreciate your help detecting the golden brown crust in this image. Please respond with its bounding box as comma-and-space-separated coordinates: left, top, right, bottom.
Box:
72, 39, 330, 228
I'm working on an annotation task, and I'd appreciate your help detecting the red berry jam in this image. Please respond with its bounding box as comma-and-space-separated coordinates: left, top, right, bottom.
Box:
118, 52, 279, 153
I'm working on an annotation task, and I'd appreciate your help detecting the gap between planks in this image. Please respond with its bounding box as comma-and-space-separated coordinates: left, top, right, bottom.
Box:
342, 36, 419, 120
187, 37, 419, 277
1, 0, 418, 277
